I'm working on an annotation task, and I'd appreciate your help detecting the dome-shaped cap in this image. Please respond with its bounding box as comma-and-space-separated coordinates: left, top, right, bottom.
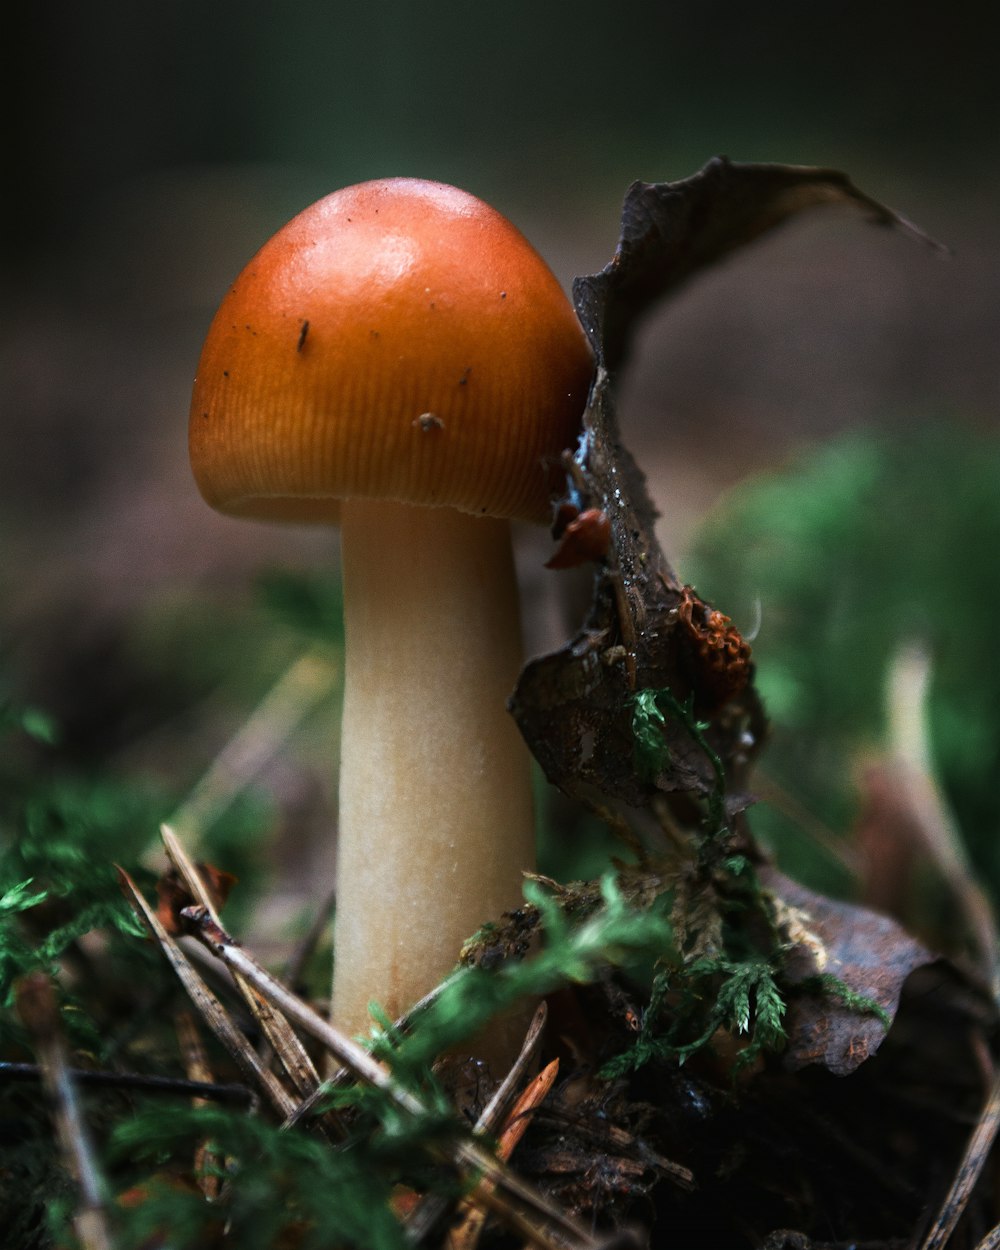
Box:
189, 179, 593, 525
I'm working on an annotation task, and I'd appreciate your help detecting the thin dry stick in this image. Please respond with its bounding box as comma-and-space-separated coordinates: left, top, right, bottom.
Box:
281, 970, 460, 1132
404, 1002, 549, 1244
282, 886, 337, 990
888, 642, 1000, 996
446, 1059, 561, 1250
175, 1009, 224, 1201
474, 1002, 548, 1135
919, 1069, 1000, 1250
975, 1223, 1000, 1250
181, 904, 599, 1250
752, 770, 862, 878
161, 825, 329, 1112
468, 1184, 577, 1250
0, 1063, 250, 1104
118, 869, 298, 1120
158, 646, 338, 857
259, 885, 337, 1098
15, 973, 115, 1250
586, 1235, 646, 1250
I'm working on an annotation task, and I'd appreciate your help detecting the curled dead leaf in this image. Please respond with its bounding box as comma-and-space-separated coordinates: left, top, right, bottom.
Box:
764, 867, 937, 1076
515, 158, 933, 811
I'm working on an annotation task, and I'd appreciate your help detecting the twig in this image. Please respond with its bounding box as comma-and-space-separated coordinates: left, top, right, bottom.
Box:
176, 1007, 216, 1095
446, 1058, 561, 1250
15, 973, 115, 1250
281, 971, 459, 1132
282, 886, 337, 990
975, 1223, 1000, 1250
888, 643, 1000, 997
751, 770, 862, 879
404, 1003, 549, 1244
919, 1067, 1000, 1250
157, 646, 338, 856
161, 825, 332, 1124
181, 903, 599, 1249
118, 868, 298, 1120
265, 884, 335, 1099
0, 1061, 251, 1104
474, 1002, 548, 1136
469, 1183, 575, 1250
587, 1235, 646, 1250
175, 1009, 224, 1200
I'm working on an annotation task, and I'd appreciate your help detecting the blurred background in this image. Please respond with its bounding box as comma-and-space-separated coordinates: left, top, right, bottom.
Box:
2, 1, 998, 940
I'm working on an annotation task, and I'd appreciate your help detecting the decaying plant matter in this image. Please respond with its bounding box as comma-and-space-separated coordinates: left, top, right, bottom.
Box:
4, 160, 997, 1250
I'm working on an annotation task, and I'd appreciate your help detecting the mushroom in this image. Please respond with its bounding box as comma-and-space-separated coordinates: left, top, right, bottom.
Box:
189, 178, 593, 1042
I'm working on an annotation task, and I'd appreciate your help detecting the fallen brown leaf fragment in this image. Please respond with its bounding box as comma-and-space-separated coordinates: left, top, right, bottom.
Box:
764, 867, 936, 1076
514, 158, 939, 815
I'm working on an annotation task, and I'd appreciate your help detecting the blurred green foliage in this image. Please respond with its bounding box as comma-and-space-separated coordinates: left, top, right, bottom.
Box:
256, 568, 345, 646
0, 562, 345, 1056
111, 1103, 412, 1250
688, 423, 1000, 897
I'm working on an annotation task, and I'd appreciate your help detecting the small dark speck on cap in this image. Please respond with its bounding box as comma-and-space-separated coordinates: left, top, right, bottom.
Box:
297, 319, 310, 352
222, 370, 229, 378
500, 291, 507, 299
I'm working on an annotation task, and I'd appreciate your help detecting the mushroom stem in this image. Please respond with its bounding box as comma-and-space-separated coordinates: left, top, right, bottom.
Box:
332, 497, 535, 1040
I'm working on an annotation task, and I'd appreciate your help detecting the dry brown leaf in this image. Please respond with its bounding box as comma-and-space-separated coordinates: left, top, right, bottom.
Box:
764, 867, 937, 1076
513, 158, 938, 813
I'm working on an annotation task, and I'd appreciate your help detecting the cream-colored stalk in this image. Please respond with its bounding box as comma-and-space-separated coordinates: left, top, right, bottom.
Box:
186, 178, 593, 1051
332, 497, 534, 1038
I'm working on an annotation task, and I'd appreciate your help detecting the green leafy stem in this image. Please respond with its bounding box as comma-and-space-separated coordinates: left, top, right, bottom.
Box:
631, 687, 727, 834
600, 955, 789, 1079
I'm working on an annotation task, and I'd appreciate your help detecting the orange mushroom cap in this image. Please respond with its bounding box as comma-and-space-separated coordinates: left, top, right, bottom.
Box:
189, 178, 593, 525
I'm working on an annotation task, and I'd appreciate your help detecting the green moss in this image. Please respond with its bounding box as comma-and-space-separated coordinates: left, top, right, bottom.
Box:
688, 423, 1000, 900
